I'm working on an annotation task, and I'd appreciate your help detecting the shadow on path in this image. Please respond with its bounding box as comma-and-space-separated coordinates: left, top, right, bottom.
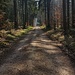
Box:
0, 26, 75, 75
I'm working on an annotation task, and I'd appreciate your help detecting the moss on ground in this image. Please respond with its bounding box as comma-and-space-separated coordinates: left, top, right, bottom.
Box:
0, 26, 33, 48
43, 28, 75, 58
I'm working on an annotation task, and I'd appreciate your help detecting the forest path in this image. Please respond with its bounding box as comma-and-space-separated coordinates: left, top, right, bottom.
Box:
0, 26, 75, 75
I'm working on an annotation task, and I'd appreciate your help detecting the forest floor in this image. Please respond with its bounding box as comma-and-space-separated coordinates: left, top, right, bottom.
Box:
0, 26, 75, 75
0, 26, 33, 59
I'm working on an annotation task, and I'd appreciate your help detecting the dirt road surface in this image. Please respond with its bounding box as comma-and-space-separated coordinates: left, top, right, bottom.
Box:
0, 26, 75, 75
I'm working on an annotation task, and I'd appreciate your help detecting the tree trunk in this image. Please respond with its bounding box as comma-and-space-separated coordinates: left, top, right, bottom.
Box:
24, 0, 27, 29
63, 0, 67, 35
13, 0, 18, 29
67, 0, 70, 29
46, 0, 51, 29
72, 0, 75, 28
22, 0, 25, 28
44, 0, 47, 25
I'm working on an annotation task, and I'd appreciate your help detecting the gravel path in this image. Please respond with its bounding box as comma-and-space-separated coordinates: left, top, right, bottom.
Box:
0, 26, 75, 75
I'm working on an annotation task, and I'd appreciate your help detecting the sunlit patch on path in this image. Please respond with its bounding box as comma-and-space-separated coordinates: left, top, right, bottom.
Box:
0, 26, 75, 75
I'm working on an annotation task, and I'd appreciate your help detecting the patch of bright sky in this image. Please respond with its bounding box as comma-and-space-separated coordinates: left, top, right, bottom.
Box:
35, 0, 39, 9
35, 0, 39, 1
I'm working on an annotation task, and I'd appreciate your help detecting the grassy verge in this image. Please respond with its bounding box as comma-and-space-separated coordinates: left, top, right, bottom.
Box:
0, 26, 33, 62
40, 25, 46, 29
43, 29, 64, 42
0, 26, 33, 49
42, 28, 75, 59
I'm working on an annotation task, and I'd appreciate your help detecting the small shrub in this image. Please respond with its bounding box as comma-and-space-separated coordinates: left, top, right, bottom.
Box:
6, 34, 15, 40
0, 41, 9, 48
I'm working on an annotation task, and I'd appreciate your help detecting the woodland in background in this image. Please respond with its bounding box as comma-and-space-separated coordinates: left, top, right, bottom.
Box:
0, 0, 38, 30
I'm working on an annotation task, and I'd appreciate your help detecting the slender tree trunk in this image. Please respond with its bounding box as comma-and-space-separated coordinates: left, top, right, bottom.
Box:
67, 0, 70, 29
44, 0, 46, 25
63, 0, 67, 35
46, 0, 51, 29
72, 0, 75, 28
13, 0, 18, 29
63, 0, 70, 45
24, 0, 27, 28
53, 2, 56, 30
22, 0, 25, 28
